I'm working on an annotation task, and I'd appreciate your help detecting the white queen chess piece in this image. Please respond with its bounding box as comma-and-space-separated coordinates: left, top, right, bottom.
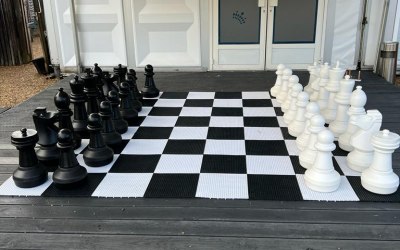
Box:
277, 68, 292, 104
271, 64, 285, 97
296, 102, 320, 151
282, 75, 299, 113
316, 62, 330, 110
284, 83, 303, 124
288, 92, 310, 137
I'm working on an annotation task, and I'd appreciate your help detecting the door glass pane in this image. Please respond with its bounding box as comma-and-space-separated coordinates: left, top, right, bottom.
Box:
219, 0, 260, 44
273, 0, 318, 43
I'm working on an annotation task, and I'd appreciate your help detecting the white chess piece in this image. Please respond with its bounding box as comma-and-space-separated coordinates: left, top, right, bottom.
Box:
277, 68, 292, 104
299, 114, 326, 169
288, 92, 310, 137
361, 129, 400, 195
283, 83, 303, 124
271, 64, 285, 97
310, 63, 324, 102
316, 62, 330, 110
282, 75, 299, 113
329, 75, 355, 138
305, 129, 341, 192
304, 62, 318, 94
321, 61, 346, 123
347, 110, 382, 172
338, 86, 367, 151
296, 102, 320, 151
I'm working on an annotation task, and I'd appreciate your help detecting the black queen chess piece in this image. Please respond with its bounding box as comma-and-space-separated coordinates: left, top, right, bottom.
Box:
69, 75, 88, 139
11, 128, 48, 188
141, 64, 159, 98
107, 90, 128, 134
119, 81, 138, 121
102, 71, 119, 97
99, 101, 122, 147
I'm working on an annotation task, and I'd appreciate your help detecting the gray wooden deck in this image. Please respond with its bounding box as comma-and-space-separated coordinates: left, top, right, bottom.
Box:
0, 71, 399, 249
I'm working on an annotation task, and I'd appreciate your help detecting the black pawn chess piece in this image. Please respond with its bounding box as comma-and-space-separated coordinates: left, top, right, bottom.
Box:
11, 128, 48, 188
32, 107, 59, 167
119, 82, 138, 121
102, 71, 119, 96
83, 113, 114, 167
107, 90, 128, 134
81, 68, 99, 115
141, 64, 159, 98
69, 75, 88, 139
127, 69, 143, 101
113, 64, 127, 82
53, 129, 87, 186
54, 87, 81, 149
99, 101, 122, 147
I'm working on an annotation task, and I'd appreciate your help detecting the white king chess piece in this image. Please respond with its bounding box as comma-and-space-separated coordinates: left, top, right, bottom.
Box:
271, 64, 285, 97
277, 68, 292, 104
316, 62, 330, 111
304, 62, 318, 95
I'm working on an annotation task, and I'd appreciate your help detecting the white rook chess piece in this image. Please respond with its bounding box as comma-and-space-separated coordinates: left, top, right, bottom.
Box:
321, 61, 346, 123
299, 114, 326, 169
282, 75, 299, 113
304, 62, 318, 95
329, 75, 355, 138
296, 102, 320, 151
361, 129, 400, 195
310, 63, 325, 102
284, 83, 303, 124
277, 68, 292, 104
347, 110, 382, 172
289, 92, 309, 137
305, 129, 341, 192
271, 64, 285, 97
316, 62, 330, 110
338, 86, 367, 151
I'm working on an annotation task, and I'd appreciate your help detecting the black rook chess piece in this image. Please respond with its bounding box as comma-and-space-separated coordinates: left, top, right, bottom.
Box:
53, 129, 87, 186
119, 82, 138, 121
107, 90, 128, 134
11, 128, 48, 188
127, 69, 143, 101
141, 64, 159, 98
81, 68, 99, 116
99, 101, 122, 147
69, 75, 88, 139
83, 113, 114, 167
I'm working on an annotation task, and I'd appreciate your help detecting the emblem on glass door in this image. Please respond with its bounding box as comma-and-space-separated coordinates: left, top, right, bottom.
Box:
232, 11, 246, 24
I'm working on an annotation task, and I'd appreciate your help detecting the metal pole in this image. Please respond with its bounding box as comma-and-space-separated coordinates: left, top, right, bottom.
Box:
374, 0, 389, 73
357, 0, 368, 70
70, 0, 81, 73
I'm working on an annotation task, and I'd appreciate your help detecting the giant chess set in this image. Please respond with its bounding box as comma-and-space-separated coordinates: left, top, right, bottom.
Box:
0, 62, 399, 201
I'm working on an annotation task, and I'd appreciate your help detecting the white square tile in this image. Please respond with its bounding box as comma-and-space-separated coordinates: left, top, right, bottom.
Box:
121, 127, 138, 140
244, 127, 284, 140
285, 140, 300, 156
296, 174, 360, 201
246, 156, 295, 175
243, 107, 276, 117
92, 173, 153, 197
334, 156, 361, 176
277, 116, 287, 127
77, 154, 119, 173
121, 139, 168, 154
213, 99, 243, 107
209, 117, 244, 127
154, 99, 186, 107
74, 139, 89, 154
242, 91, 270, 99
271, 99, 281, 107
169, 127, 209, 140
138, 107, 152, 116
141, 116, 178, 127
180, 107, 212, 117
187, 92, 215, 99
155, 154, 203, 173
0, 173, 53, 196
196, 173, 248, 199
204, 139, 246, 155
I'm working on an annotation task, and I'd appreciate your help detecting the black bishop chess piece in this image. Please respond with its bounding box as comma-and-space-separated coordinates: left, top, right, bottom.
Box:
54, 87, 81, 149
99, 101, 122, 147
141, 64, 159, 98
113, 64, 127, 83
119, 81, 138, 121
107, 90, 128, 134
32, 107, 59, 168
127, 69, 143, 101
53, 129, 87, 186
69, 75, 88, 139
11, 128, 48, 188
102, 71, 119, 96
81, 68, 99, 116
83, 113, 114, 167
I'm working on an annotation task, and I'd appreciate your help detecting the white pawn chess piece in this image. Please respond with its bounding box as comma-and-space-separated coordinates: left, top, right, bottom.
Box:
329, 75, 355, 138
282, 75, 299, 113
296, 102, 320, 151
338, 86, 367, 151
310, 63, 324, 102
316, 62, 330, 110
299, 114, 326, 169
289, 92, 309, 137
304, 62, 318, 94
347, 110, 382, 172
277, 68, 292, 104
361, 129, 400, 195
271, 64, 285, 97
321, 61, 346, 123
283, 83, 303, 124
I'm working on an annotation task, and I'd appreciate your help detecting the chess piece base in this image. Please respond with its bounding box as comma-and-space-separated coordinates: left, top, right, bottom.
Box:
102, 132, 122, 147
304, 169, 341, 192
361, 168, 399, 195
114, 119, 128, 134
83, 146, 114, 167
141, 88, 159, 98
53, 165, 87, 185
13, 165, 48, 188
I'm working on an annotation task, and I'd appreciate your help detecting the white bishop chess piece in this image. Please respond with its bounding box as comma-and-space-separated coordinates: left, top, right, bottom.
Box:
361, 129, 400, 195
282, 75, 299, 113
347, 110, 382, 172
283, 83, 303, 124
296, 102, 320, 151
304, 62, 318, 95
288, 92, 309, 137
271, 64, 285, 97
305, 129, 341, 192
316, 62, 330, 110
277, 68, 292, 104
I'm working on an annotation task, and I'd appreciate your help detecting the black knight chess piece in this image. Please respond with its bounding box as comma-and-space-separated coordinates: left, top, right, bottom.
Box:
99, 101, 122, 147
11, 128, 48, 188
141, 64, 159, 98
107, 90, 128, 134
69, 75, 88, 139
81, 68, 99, 116
127, 69, 143, 101
102, 71, 119, 97
119, 81, 138, 121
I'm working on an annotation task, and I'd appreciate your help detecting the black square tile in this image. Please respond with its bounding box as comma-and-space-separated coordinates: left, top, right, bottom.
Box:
248, 175, 303, 200
133, 127, 173, 139
243, 99, 272, 107
332, 141, 349, 156
144, 174, 199, 198
201, 155, 246, 174
243, 117, 279, 127
127, 116, 146, 126
163, 140, 206, 154
160, 92, 188, 99
184, 99, 214, 107
149, 107, 182, 116
281, 127, 296, 140
246, 140, 289, 155
274, 107, 284, 116
207, 127, 244, 140
141, 99, 157, 107
290, 156, 305, 174
108, 140, 129, 154
215, 92, 242, 99
42, 173, 106, 197
347, 176, 400, 202
110, 155, 160, 173
212, 107, 243, 116
175, 117, 210, 127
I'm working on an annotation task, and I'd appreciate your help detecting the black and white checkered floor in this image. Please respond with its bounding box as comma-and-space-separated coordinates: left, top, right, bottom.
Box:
1, 91, 399, 201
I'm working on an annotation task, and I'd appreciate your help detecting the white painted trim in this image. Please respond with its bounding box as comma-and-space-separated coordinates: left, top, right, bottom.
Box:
320, 0, 328, 62
393, 0, 400, 40
43, 0, 60, 65
208, 0, 214, 70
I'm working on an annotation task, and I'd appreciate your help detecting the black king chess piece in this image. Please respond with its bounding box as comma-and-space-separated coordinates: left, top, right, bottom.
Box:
99, 101, 122, 147
53, 129, 87, 186
11, 128, 48, 188
81, 68, 99, 116
107, 90, 128, 134
127, 69, 143, 101
119, 82, 138, 121
83, 113, 114, 167
69, 75, 88, 139
141, 64, 159, 98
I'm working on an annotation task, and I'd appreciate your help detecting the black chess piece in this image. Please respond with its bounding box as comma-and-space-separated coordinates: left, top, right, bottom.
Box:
81, 68, 99, 115
102, 71, 119, 96
107, 90, 128, 134
93, 63, 103, 76
53, 129, 87, 186
83, 113, 114, 167
127, 69, 143, 101
69, 75, 88, 139
54, 87, 81, 149
141, 64, 159, 98
11, 128, 48, 188
113, 64, 127, 82
119, 82, 138, 121
99, 101, 122, 147
92, 65, 106, 105
32, 107, 59, 166
123, 80, 142, 112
